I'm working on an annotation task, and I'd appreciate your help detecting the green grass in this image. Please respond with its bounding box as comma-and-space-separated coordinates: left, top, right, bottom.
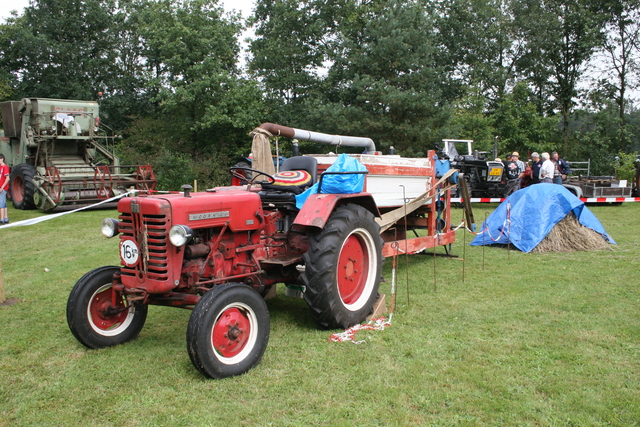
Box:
1, 203, 639, 426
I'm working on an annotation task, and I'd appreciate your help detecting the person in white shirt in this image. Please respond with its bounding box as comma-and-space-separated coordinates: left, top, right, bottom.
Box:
539, 152, 554, 183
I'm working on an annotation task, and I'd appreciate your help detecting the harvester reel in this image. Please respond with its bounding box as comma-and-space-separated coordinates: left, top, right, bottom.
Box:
94, 166, 114, 200
135, 165, 157, 192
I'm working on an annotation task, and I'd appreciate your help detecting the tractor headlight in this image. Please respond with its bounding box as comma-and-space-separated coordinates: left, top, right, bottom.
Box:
169, 225, 193, 247
101, 218, 120, 238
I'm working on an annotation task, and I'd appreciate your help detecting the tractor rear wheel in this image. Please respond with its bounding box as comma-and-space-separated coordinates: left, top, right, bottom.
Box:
187, 284, 270, 379
67, 266, 148, 348
10, 163, 37, 210
302, 204, 383, 329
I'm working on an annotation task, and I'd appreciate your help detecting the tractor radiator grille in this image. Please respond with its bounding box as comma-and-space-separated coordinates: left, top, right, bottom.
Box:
119, 212, 169, 280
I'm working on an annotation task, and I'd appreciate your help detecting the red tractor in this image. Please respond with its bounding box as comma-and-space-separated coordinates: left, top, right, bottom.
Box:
66, 124, 456, 379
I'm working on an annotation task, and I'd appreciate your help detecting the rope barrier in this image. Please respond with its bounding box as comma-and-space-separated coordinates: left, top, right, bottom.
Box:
0, 190, 142, 230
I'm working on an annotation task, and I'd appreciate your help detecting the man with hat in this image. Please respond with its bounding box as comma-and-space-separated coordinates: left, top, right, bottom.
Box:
503, 151, 526, 196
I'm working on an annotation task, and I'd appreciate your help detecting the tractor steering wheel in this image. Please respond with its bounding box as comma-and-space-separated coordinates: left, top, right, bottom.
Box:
229, 166, 276, 186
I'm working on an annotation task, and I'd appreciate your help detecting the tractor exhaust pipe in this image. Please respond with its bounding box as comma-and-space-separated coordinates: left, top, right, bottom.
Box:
258, 123, 377, 154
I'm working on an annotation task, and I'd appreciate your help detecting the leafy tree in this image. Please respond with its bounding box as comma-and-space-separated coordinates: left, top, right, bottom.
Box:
0, 0, 156, 130
612, 150, 638, 181
301, 1, 453, 156
492, 82, 559, 155
590, 0, 640, 150
248, 0, 351, 125
513, 0, 608, 154
444, 85, 496, 151
137, 0, 262, 159
435, 0, 523, 108
0, 0, 117, 100
567, 104, 623, 175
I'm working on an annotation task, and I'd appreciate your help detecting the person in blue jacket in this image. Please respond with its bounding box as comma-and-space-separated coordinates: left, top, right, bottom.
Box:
530, 152, 542, 184
551, 151, 571, 184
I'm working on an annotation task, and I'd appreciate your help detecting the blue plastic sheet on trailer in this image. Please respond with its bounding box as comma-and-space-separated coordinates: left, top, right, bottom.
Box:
295, 153, 368, 209
469, 183, 615, 252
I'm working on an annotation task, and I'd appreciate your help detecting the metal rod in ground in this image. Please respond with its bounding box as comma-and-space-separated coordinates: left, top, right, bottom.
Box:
462, 212, 466, 284
482, 211, 487, 271
507, 202, 511, 260
400, 185, 410, 305
390, 244, 397, 323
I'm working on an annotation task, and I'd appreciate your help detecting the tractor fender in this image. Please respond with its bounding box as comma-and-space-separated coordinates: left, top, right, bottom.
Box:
293, 193, 380, 230
562, 183, 582, 198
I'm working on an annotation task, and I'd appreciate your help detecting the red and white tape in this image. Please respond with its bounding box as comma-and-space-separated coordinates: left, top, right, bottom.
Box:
451, 197, 640, 203
328, 317, 392, 344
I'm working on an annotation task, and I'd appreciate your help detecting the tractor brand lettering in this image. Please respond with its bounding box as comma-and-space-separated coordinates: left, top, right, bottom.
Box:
54, 106, 89, 113
189, 211, 230, 221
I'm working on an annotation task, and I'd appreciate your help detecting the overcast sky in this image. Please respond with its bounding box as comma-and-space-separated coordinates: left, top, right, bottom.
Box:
0, 0, 255, 21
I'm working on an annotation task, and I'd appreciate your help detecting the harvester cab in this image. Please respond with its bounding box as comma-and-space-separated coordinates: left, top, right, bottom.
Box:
0, 97, 156, 211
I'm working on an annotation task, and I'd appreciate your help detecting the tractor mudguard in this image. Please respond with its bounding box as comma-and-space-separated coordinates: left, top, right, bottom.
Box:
562, 183, 583, 198
292, 193, 379, 229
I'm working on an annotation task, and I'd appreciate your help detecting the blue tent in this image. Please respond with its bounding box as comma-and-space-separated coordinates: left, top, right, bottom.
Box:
469, 183, 615, 252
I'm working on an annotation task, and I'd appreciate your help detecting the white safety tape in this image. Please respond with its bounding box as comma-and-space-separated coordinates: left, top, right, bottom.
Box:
0, 190, 138, 230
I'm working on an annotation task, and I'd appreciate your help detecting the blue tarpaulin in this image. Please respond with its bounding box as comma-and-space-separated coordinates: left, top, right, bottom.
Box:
295, 153, 367, 209
469, 183, 615, 252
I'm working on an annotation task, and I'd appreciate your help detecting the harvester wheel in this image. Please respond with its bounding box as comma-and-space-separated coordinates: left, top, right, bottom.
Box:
187, 284, 270, 379
10, 163, 37, 210
302, 204, 383, 329
67, 266, 148, 349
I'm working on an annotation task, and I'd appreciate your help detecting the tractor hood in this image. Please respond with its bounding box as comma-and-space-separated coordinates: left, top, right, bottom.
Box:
119, 188, 263, 232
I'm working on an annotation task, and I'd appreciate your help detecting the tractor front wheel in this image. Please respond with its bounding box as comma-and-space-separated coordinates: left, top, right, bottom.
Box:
10, 163, 37, 210
187, 284, 270, 379
67, 266, 148, 348
302, 204, 383, 329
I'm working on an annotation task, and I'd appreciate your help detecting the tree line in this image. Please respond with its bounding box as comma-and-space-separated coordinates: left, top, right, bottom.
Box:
1, 0, 639, 189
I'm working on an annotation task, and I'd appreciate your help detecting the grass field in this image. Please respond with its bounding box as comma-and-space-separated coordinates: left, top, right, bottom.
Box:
0, 202, 638, 426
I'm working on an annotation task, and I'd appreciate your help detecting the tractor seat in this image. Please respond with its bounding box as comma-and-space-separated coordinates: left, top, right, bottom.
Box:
261, 156, 318, 195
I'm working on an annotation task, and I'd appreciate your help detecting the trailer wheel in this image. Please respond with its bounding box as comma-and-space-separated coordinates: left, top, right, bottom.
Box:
10, 163, 37, 210
67, 266, 148, 349
187, 284, 270, 379
302, 204, 383, 329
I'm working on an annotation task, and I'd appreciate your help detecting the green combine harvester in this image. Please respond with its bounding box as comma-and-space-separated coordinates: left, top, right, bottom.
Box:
0, 98, 156, 211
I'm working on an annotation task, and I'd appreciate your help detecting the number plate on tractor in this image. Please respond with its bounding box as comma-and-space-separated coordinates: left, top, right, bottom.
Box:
120, 239, 140, 267
489, 168, 502, 176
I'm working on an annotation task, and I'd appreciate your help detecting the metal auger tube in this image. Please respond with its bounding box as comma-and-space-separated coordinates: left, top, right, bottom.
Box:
258, 123, 377, 154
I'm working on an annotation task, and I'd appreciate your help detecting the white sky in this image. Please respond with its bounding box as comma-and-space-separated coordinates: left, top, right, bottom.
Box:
0, 0, 255, 21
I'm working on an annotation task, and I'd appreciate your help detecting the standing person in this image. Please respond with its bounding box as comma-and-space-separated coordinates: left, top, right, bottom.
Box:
511, 152, 526, 186
539, 152, 554, 183
530, 152, 542, 184
503, 153, 524, 196
0, 154, 10, 224
551, 151, 570, 184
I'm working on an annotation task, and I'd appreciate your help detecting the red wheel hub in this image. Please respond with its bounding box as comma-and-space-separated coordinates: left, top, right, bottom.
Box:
12, 176, 24, 203
212, 307, 250, 358
89, 287, 129, 330
338, 234, 370, 305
